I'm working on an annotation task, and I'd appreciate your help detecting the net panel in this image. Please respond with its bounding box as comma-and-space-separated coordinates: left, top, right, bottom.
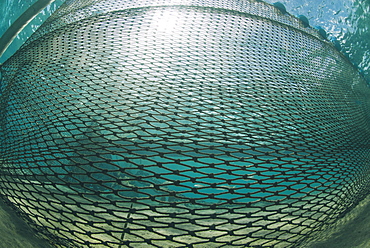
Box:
1, 0, 370, 247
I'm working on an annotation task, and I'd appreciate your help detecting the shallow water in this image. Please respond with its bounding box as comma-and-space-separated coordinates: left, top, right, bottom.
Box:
0, 0, 369, 247
2, 0, 369, 82
268, 0, 370, 83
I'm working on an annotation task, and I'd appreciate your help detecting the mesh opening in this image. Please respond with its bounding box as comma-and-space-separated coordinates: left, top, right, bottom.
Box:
1, 0, 370, 247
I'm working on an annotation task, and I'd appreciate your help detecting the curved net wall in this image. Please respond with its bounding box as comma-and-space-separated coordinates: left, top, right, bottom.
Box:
1, 0, 370, 247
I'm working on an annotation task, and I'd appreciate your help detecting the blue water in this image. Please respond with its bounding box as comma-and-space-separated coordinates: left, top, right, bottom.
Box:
270, 0, 370, 83
0, 0, 369, 207
0, 0, 65, 63
1, 0, 369, 83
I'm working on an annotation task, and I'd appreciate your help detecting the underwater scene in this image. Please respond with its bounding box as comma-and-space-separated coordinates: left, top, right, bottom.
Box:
0, 0, 370, 247
1, 0, 369, 83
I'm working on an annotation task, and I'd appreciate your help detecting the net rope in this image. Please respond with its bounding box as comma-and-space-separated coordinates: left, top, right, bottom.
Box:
1, 0, 370, 247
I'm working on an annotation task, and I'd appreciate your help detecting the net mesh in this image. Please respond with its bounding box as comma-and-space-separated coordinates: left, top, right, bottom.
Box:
1, 0, 370, 247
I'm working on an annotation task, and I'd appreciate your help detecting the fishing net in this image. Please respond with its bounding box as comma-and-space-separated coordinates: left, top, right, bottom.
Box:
1, 0, 370, 247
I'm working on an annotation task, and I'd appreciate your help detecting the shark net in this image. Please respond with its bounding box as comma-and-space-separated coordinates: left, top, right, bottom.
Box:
1, 0, 370, 247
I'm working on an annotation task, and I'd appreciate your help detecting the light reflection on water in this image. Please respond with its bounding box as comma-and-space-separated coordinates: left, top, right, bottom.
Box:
0, 0, 369, 77
0, 0, 368, 82
265, 0, 370, 83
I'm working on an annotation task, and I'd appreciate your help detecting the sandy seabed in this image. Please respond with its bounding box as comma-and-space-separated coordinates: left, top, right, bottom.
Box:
305, 193, 370, 248
1, 193, 370, 248
0, 199, 52, 248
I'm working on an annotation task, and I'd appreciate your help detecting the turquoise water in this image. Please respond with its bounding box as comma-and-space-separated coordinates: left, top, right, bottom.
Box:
0, 2, 369, 247
272, 0, 370, 83
1, 0, 368, 204
2, 0, 369, 83
0, 0, 65, 63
